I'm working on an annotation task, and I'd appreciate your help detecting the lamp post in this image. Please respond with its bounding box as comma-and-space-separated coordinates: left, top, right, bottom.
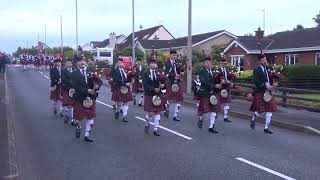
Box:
75, 0, 79, 56
186, 0, 192, 94
132, 0, 135, 63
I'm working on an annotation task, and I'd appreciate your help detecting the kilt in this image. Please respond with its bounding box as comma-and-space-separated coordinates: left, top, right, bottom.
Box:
50, 86, 62, 101
35, 61, 41, 67
197, 94, 221, 115
44, 61, 49, 66
74, 100, 96, 120
132, 80, 144, 93
193, 95, 200, 100
111, 89, 133, 103
250, 92, 277, 113
144, 95, 166, 113
166, 83, 183, 102
61, 89, 75, 107
218, 90, 232, 104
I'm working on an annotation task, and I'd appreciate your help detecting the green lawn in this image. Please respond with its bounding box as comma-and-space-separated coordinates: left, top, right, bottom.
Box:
293, 94, 320, 100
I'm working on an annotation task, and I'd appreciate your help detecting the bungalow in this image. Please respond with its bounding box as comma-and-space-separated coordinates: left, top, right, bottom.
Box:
223, 27, 320, 71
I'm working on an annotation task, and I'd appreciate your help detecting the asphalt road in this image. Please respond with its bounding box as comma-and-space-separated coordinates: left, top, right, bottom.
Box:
2, 65, 320, 180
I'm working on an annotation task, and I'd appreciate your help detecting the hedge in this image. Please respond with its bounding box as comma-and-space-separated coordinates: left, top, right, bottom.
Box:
283, 65, 320, 79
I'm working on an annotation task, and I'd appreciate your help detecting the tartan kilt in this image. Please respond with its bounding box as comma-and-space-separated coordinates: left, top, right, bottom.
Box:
218, 90, 232, 104
61, 89, 75, 107
144, 95, 166, 113
35, 61, 41, 67
74, 100, 96, 121
197, 94, 222, 114
132, 80, 144, 93
50, 86, 62, 101
166, 83, 183, 102
44, 61, 49, 66
111, 89, 133, 103
250, 92, 277, 113
193, 95, 200, 100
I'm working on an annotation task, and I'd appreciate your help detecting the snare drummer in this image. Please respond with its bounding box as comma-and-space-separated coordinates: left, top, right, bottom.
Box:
111, 58, 133, 122
142, 59, 166, 136
216, 57, 233, 123
250, 54, 278, 134
197, 57, 222, 133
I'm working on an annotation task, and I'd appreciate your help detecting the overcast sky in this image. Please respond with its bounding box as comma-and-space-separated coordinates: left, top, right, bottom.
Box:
0, 0, 319, 53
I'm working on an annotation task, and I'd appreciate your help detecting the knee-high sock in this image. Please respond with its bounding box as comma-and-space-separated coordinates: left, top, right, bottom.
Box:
85, 119, 94, 137
265, 112, 272, 129
115, 103, 121, 112
252, 112, 260, 121
57, 100, 63, 112
223, 105, 230, 119
209, 112, 217, 128
139, 94, 144, 104
174, 103, 181, 117
52, 101, 57, 109
145, 114, 151, 125
122, 105, 128, 117
70, 107, 74, 119
153, 114, 160, 131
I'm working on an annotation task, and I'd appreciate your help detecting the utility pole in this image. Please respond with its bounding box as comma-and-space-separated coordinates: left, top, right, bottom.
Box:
132, 0, 135, 63
187, 0, 192, 94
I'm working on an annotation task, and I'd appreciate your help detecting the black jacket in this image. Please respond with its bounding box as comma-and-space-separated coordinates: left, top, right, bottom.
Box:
133, 64, 145, 80
253, 65, 274, 93
71, 68, 103, 102
112, 68, 132, 90
142, 69, 162, 96
50, 67, 61, 87
61, 68, 73, 91
198, 67, 220, 96
164, 59, 184, 84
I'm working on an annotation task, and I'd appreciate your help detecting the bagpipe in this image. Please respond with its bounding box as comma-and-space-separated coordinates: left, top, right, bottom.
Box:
132, 64, 144, 91
83, 71, 102, 109
213, 69, 237, 99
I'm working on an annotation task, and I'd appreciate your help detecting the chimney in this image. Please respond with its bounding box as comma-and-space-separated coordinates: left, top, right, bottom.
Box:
255, 27, 264, 41
139, 25, 143, 31
109, 32, 117, 48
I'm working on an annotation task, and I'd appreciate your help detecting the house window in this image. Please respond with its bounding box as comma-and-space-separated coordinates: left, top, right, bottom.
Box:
285, 54, 299, 65
316, 53, 320, 65
230, 55, 244, 72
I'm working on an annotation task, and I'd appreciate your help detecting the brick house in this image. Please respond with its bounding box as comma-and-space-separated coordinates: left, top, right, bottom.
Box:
223, 27, 320, 71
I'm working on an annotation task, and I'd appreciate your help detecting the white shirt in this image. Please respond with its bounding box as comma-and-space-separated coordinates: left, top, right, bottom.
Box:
80, 68, 88, 83
260, 65, 270, 85
119, 68, 127, 81
221, 67, 228, 80
170, 59, 177, 74
150, 69, 157, 80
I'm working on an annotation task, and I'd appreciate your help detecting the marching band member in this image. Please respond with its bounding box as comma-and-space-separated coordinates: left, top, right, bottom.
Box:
111, 58, 133, 122
142, 59, 166, 136
132, 57, 145, 106
164, 49, 185, 121
50, 59, 63, 116
192, 73, 202, 123
72, 57, 102, 142
197, 56, 222, 133
61, 58, 75, 124
250, 54, 278, 134
215, 57, 236, 123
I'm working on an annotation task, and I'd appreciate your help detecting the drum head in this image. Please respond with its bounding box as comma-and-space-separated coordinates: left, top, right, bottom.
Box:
209, 95, 218, 105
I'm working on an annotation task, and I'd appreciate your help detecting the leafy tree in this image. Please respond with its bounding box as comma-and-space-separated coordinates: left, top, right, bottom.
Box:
119, 48, 144, 59
293, 24, 304, 30
313, 10, 320, 27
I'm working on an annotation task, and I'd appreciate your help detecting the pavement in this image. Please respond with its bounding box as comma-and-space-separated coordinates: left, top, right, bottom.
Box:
1, 65, 320, 180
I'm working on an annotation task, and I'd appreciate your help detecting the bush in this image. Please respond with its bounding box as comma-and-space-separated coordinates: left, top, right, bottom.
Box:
235, 70, 253, 83
96, 61, 109, 68
283, 65, 320, 79
83, 51, 94, 60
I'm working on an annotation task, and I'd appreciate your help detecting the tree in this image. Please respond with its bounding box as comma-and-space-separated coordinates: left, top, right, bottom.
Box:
210, 44, 226, 63
119, 48, 144, 59
293, 24, 304, 30
313, 10, 320, 27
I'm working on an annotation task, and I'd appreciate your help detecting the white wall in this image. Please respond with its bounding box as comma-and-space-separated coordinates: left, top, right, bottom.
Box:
148, 26, 174, 40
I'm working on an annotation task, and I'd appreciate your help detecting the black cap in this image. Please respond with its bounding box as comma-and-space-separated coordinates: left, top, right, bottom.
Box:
117, 57, 123, 62
258, 54, 266, 61
54, 58, 62, 63
170, 49, 177, 55
136, 57, 142, 61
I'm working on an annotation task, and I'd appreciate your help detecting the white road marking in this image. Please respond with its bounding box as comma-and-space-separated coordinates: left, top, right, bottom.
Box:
39, 71, 43, 75
306, 126, 320, 135
236, 158, 296, 180
43, 75, 49, 79
95, 100, 192, 140
96, 100, 113, 108
135, 116, 193, 140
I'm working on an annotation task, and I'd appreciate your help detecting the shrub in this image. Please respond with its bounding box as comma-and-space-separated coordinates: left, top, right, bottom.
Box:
283, 65, 320, 79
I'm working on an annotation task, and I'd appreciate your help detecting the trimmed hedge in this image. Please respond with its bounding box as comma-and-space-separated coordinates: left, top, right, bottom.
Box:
283, 65, 320, 79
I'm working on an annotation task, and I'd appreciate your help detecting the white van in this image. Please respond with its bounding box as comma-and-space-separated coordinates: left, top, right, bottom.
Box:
92, 47, 113, 65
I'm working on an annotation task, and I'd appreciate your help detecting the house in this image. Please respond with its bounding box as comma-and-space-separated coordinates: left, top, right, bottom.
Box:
87, 33, 126, 50
117, 25, 175, 51
223, 27, 320, 71
135, 30, 237, 57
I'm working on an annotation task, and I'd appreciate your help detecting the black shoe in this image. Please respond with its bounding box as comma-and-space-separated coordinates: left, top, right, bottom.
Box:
197, 118, 203, 129
120, 109, 123, 114
144, 125, 150, 134
153, 130, 160, 136
53, 108, 57, 115
264, 128, 274, 134
115, 112, 119, 119
138, 103, 142, 107
112, 105, 116, 111
84, 136, 94, 142
208, 128, 219, 133
71, 121, 78, 127
164, 110, 169, 118
173, 116, 181, 122
224, 118, 232, 123
64, 116, 69, 124
122, 117, 128, 122
133, 99, 136, 105
250, 120, 256, 130
60, 112, 63, 117
75, 126, 81, 138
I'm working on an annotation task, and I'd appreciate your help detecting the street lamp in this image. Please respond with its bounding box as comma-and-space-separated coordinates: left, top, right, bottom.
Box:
186, 0, 192, 94
75, 0, 79, 56
132, 0, 135, 63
